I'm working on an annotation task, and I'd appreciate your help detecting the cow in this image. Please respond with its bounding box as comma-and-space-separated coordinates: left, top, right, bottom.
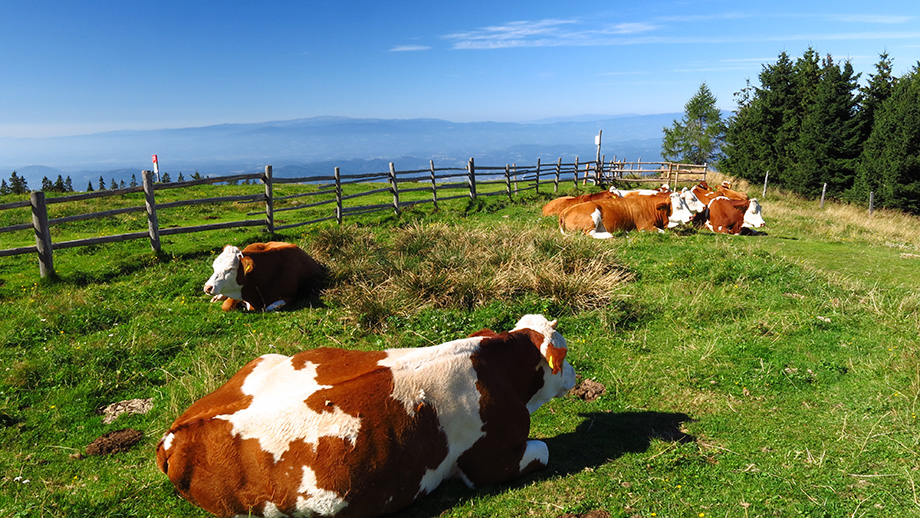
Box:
716, 181, 749, 200
155, 314, 576, 518
705, 197, 766, 234
541, 190, 618, 216
610, 183, 671, 197
558, 191, 693, 238
204, 241, 326, 312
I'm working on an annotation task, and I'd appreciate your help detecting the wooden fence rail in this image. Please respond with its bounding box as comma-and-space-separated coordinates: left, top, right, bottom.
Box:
0, 157, 706, 277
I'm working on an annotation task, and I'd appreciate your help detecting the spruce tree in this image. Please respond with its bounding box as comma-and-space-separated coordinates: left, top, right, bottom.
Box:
0, 179, 9, 195
42, 177, 53, 191
662, 82, 725, 165
789, 54, 861, 196
851, 66, 920, 213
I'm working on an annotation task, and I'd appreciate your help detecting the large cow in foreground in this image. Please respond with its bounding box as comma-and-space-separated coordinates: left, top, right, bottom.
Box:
156, 314, 576, 518
204, 242, 326, 311
558, 191, 693, 237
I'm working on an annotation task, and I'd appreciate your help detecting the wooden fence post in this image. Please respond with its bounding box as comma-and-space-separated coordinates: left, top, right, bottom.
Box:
430, 160, 438, 209
142, 170, 161, 253
389, 162, 401, 215
869, 191, 875, 215
334, 167, 343, 224
505, 164, 512, 200
820, 183, 827, 209
467, 157, 477, 199
573, 156, 579, 188
30, 191, 54, 278
535, 158, 541, 194
263, 165, 274, 234
554, 157, 561, 193
762, 171, 769, 198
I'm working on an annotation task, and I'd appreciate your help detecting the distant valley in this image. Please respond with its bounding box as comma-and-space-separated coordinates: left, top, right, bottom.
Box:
0, 114, 677, 189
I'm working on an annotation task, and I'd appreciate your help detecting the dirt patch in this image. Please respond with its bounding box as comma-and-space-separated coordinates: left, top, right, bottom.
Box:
556, 510, 611, 518
98, 397, 153, 424
84, 428, 143, 456
570, 378, 606, 402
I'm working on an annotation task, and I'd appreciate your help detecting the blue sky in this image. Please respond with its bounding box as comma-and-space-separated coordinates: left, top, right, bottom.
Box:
2, 0, 919, 138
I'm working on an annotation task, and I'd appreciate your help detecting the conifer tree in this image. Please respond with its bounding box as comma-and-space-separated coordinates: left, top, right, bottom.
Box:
64, 176, 73, 192
42, 177, 53, 191
130, 174, 138, 188
789, 54, 861, 196
661, 82, 725, 165
53, 175, 66, 192
851, 66, 920, 213
0, 179, 9, 195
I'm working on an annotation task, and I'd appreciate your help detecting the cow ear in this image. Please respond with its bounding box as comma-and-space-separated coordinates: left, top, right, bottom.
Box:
240, 256, 254, 274
544, 343, 567, 375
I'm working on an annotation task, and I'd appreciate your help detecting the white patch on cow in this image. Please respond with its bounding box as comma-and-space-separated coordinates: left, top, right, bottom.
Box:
295, 465, 349, 517
161, 432, 174, 451
378, 337, 487, 495
260, 501, 286, 518
204, 245, 245, 301
215, 354, 362, 463
667, 192, 693, 228
742, 198, 766, 228
519, 440, 549, 471
590, 207, 604, 233
680, 187, 706, 213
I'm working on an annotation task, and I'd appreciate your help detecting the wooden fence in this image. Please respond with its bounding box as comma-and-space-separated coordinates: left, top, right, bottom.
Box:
0, 157, 706, 277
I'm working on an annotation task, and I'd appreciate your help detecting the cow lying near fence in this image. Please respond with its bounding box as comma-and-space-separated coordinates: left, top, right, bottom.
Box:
558, 191, 694, 237
203, 241, 327, 311
541, 189, 619, 216
156, 314, 576, 518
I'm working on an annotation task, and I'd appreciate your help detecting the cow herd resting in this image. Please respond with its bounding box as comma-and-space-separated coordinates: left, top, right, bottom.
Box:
157, 314, 576, 518
548, 181, 765, 237
155, 178, 758, 517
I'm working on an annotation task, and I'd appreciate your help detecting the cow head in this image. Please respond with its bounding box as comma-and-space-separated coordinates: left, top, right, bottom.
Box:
203, 245, 249, 301
679, 187, 706, 213
666, 191, 694, 228
742, 198, 766, 228
511, 314, 577, 413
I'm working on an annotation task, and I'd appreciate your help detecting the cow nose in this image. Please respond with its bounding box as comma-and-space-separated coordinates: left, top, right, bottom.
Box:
204, 284, 214, 295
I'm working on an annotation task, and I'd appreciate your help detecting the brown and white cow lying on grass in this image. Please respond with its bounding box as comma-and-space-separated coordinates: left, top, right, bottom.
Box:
558, 191, 694, 237
204, 241, 326, 312
156, 314, 576, 518
541, 189, 619, 216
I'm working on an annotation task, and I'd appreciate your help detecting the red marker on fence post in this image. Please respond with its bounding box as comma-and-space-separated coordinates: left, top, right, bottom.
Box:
152, 155, 160, 182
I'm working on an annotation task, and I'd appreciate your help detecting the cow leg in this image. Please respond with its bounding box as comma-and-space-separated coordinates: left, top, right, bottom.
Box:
457, 439, 549, 487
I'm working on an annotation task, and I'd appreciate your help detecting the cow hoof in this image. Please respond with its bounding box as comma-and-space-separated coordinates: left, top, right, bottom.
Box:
210, 294, 228, 303
265, 300, 287, 312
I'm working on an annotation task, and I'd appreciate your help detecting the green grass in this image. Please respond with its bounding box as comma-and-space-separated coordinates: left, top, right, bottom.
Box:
1, 180, 919, 518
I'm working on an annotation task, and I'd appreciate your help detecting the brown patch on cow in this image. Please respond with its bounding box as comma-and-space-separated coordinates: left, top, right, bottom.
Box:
85, 428, 143, 456
458, 329, 547, 486
570, 379, 606, 402
556, 510, 612, 518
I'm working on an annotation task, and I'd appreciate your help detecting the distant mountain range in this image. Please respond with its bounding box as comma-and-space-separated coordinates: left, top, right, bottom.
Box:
0, 114, 678, 189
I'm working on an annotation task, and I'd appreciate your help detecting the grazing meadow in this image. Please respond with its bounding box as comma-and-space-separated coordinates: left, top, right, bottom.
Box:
1, 176, 918, 517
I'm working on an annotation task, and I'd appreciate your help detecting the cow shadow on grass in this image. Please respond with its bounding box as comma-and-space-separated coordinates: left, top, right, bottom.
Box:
390, 410, 694, 518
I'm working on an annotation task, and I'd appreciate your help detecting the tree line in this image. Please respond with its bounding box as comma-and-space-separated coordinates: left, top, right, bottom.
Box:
0, 170, 263, 197
664, 49, 919, 214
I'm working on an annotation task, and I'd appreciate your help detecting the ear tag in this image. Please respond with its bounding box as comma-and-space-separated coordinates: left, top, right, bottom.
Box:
244, 261, 254, 274
547, 356, 555, 372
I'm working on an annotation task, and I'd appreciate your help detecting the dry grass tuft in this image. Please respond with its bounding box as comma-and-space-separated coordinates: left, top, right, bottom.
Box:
311, 222, 632, 328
